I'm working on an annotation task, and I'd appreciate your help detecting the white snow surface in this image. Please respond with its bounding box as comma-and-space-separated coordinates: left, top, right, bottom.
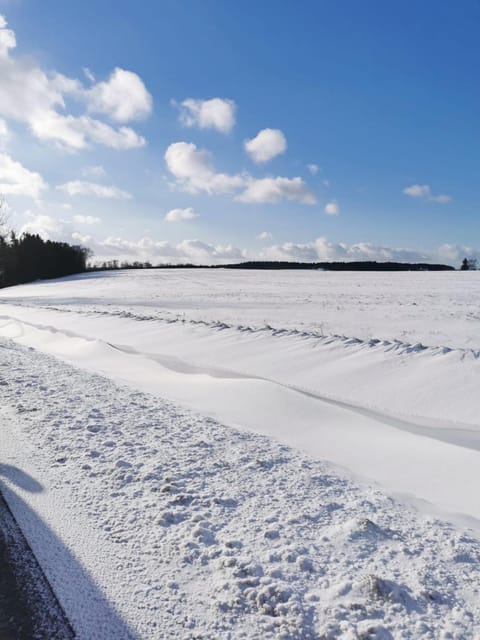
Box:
1, 268, 480, 638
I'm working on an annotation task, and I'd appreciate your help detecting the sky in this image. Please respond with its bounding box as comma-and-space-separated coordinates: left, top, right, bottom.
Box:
0, 0, 479, 266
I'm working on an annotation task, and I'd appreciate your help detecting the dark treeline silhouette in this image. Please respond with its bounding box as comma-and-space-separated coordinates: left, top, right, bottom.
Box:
0, 232, 91, 288
90, 259, 455, 272
90, 260, 201, 271
220, 260, 455, 271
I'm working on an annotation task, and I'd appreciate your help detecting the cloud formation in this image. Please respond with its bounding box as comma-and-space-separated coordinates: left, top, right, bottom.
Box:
244, 128, 287, 163
87, 68, 152, 122
19, 214, 72, 240
256, 231, 272, 240
164, 141, 245, 195
0, 15, 149, 151
238, 176, 316, 204
324, 201, 339, 215
164, 207, 198, 222
74, 214, 101, 225
57, 180, 132, 199
177, 98, 236, 134
307, 164, 319, 175
165, 141, 315, 204
403, 184, 451, 203
92, 236, 245, 265
0, 152, 47, 199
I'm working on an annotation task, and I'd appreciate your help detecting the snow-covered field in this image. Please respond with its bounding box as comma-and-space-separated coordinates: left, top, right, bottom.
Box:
1, 268, 480, 638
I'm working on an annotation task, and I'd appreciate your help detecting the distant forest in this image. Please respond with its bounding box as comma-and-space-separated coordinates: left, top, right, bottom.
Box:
221, 260, 455, 271
0, 232, 91, 288
94, 259, 455, 272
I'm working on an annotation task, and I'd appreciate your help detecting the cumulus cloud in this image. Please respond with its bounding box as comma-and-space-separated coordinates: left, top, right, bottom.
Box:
237, 176, 316, 204
19, 214, 72, 240
244, 128, 287, 163
256, 231, 272, 240
0, 16, 148, 150
259, 237, 450, 264
28, 113, 145, 151
177, 98, 236, 134
165, 141, 316, 205
164, 207, 198, 222
164, 141, 245, 195
88, 236, 246, 265
57, 180, 132, 199
324, 201, 339, 215
307, 163, 319, 175
403, 184, 451, 203
86, 68, 152, 122
0, 152, 47, 199
0, 15, 15, 57
73, 214, 101, 225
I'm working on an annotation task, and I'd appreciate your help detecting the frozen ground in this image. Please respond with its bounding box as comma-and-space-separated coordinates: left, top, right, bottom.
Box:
0, 269, 480, 637
1, 269, 479, 349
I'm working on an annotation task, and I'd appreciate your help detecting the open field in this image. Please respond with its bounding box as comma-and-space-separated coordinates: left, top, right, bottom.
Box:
1, 269, 480, 638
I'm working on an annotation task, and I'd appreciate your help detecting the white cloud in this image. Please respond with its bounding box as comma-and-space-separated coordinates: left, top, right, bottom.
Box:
57, 180, 132, 199
87, 235, 246, 265
237, 176, 316, 204
177, 98, 236, 134
324, 201, 339, 215
0, 152, 47, 199
19, 214, 72, 240
0, 17, 148, 151
164, 141, 244, 195
71, 231, 93, 244
256, 231, 272, 240
244, 128, 287, 163
86, 68, 152, 122
73, 214, 101, 225
307, 163, 319, 175
165, 141, 316, 205
403, 184, 452, 203
82, 165, 106, 178
29, 114, 145, 151
258, 237, 437, 264
0, 15, 15, 58
164, 207, 198, 222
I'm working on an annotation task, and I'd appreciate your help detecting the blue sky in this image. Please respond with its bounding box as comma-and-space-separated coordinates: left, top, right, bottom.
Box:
0, 0, 478, 265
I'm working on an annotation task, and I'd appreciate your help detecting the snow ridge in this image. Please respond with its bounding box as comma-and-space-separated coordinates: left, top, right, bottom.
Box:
3, 299, 480, 359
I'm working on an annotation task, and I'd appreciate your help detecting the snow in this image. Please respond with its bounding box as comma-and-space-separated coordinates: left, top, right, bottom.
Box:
1, 268, 480, 637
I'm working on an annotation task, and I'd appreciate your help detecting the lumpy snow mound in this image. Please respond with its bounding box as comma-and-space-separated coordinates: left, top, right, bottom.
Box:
1, 268, 480, 637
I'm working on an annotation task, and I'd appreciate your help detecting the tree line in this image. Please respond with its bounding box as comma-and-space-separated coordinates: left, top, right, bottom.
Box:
0, 231, 91, 288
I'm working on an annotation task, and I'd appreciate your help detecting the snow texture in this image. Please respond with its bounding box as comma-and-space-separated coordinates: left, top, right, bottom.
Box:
0, 269, 479, 638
